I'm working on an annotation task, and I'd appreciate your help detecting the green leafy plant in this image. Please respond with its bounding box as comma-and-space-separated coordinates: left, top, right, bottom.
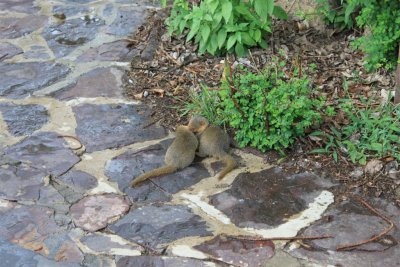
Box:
311, 92, 400, 164
217, 58, 324, 152
316, 0, 400, 71
164, 0, 287, 56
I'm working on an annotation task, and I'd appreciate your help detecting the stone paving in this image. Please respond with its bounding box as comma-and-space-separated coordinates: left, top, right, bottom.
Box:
0, 0, 399, 266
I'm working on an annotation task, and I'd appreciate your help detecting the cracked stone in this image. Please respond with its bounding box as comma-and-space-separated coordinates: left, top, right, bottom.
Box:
109, 204, 211, 250
80, 232, 144, 255
42, 17, 104, 58
195, 235, 275, 267
77, 40, 139, 62
0, 204, 83, 263
0, 103, 48, 136
0, 62, 70, 98
117, 256, 215, 267
83, 254, 115, 267
0, 0, 39, 13
105, 141, 210, 203
4, 132, 80, 176
52, 67, 125, 100
57, 170, 98, 191
70, 194, 130, 232
72, 103, 166, 152
0, 15, 47, 39
0, 43, 23, 60
210, 167, 335, 228
106, 6, 147, 37
23, 46, 51, 60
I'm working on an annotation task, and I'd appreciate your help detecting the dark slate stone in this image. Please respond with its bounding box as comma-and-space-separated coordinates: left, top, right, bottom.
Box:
0, 239, 81, 267
0, 16, 47, 39
195, 235, 275, 266
4, 131, 80, 176
77, 40, 139, 62
0, 103, 48, 136
0, 43, 23, 60
42, 17, 104, 58
109, 204, 211, 249
0, 204, 83, 263
210, 167, 335, 228
0, 0, 38, 13
72, 104, 166, 152
105, 141, 210, 203
58, 170, 98, 191
0, 62, 70, 98
288, 198, 400, 267
117, 256, 215, 267
80, 233, 143, 254
53, 5, 90, 17
106, 6, 147, 37
52, 67, 125, 100
70, 194, 130, 232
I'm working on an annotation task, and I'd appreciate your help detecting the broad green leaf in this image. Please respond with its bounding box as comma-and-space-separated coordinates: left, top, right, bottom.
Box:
266, 0, 274, 15
310, 148, 329, 154
253, 29, 261, 41
272, 5, 288, 20
254, 0, 269, 18
201, 25, 211, 42
186, 21, 201, 41
241, 32, 256, 45
208, 0, 219, 14
209, 33, 218, 54
235, 43, 245, 56
226, 34, 236, 50
217, 28, 227, 49
221, 1, 232, 23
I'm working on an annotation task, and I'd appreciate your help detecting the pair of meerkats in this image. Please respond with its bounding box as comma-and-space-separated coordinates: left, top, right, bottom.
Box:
130, 115, 237, 187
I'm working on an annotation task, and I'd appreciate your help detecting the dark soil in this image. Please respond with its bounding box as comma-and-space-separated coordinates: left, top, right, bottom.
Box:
124, 9, 399, 204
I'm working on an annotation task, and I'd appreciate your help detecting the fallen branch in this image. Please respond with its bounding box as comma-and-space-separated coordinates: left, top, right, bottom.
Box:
336, 194, 395, 251
220, 233, 333, 242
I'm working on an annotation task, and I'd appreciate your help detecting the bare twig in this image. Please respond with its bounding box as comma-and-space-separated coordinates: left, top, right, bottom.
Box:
57, 135, 83, 150
225, 58, 245, 117
336, 194, 395, 251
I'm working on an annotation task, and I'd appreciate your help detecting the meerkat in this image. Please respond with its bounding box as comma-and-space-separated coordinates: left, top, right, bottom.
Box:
130, 125, 198, 187
188, 115, 237, 180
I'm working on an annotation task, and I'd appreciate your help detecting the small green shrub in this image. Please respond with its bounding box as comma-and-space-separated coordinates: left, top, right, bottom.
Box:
311, 91, 400, 164
218, 58, 324, 152
315, 0, 357, 31
163, 0, 287, 56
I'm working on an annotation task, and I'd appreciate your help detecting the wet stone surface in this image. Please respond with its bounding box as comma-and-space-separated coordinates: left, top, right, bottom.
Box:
72, 103, 166, 152
105, 141, 210, 203
0, 103, 48, 136
109, 204, 212, 250
70, 194, 130, 232
0, 15, 47, 39
53, 67, 125, 100
0, 62, 70, 98
42, 17, 105, 58
195, 235, 275, 267
210, 167, 335, 228
4, 131, 80, 176
288, 199, 400, 267
117, 256, 216, 267
0, 43, 23, 60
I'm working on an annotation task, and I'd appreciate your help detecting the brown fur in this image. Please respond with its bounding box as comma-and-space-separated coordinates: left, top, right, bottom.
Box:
131, 125, 198, 187
188, 116, 237, 180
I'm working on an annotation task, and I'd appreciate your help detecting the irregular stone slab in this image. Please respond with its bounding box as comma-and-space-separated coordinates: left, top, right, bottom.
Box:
0, 239, 81, 267
53, 5, 90, 17
210, 167, 335, 228
80, 232, 143, 255
23, 45, 51, 60
105, 141, 210, 203
106, 6, 147, 37
77, 40, 138, 62
288, 198, 400, 267
117, 256, 215, 267
70, 194, 130, 232
0, 43, 23, 60
0, 205, 83, 263
42, 17, 104, 58
195, 235, 275, 267
59, 0, 99, 3
4, 131, 80, 176
0, 62, 70, 98
58, 170, 98, 191
0, 0, 38, 13
72, 103, 166, 152
83, 254, 115, 267
0, 16, 47, 39
0, 103, 48, 136
53, 67, 124, 100
109, 204, 211, 249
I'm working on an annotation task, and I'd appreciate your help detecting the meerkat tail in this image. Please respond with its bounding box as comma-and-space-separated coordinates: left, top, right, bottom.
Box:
217, 154, 237, 180
131, 165, 177, 187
